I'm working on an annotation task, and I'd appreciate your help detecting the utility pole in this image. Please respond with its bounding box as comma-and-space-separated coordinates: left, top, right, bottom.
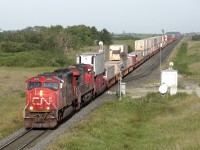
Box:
119, 71, 122, 100
160, 29, 165, 71
160, 43, 162, 71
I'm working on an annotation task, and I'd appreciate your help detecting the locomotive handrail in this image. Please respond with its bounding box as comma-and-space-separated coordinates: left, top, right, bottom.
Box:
23, 102, 31, 118
74, 86, 81, 97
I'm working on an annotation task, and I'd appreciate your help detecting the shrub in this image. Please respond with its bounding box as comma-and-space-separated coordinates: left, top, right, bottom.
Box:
192, 35, 200, 41
0, 50, 68, 67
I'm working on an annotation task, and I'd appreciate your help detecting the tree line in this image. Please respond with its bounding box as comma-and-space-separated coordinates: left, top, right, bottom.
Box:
0, 25, 113, 53
0, 25, 113, 67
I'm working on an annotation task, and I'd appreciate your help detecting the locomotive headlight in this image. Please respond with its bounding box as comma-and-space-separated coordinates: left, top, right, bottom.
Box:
40, 90, 43, 97
30, 106, 33, 110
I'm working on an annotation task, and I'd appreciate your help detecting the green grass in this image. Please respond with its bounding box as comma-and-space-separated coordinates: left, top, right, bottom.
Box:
163, 36, 200, 88
173, 42, 191, 75
166, 37, 200, 78
0, 67, 55, 140
0, 45, 102, 68
0, 50, 69, 67
46, 93, 200, 150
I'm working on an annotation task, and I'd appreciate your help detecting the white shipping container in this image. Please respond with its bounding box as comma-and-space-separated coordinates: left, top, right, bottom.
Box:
129, 51, 144, 62
142, 50, 148, 57
157, 36, 162, 44
153, 37, 159, 46
162, 35, 167, 46
105, 61, 120, 75
77, 52, 105, 76
109, 45, 128, 61
147, 38, 153, 50
126, 57, 133, 68
105, 60, 127, 75
135, 39, 147, 51
105, 64, 115, 80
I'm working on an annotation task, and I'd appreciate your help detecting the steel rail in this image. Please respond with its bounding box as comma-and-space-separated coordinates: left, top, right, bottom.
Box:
17, 130, 48, 150
0, 129, 32, 150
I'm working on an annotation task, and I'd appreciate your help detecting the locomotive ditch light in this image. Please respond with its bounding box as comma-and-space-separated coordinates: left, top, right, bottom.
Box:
40, 90, 43, 97
47, 106, 50, 110
60, 83, 63, 89
30, 106, 33, 110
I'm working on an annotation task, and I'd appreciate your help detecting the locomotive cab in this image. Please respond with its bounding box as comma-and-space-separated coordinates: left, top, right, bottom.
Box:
25, 77, 61, 111
24, 76, 63, 128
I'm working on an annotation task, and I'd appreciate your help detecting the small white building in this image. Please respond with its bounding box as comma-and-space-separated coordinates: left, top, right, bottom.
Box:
161, 68, 178, 95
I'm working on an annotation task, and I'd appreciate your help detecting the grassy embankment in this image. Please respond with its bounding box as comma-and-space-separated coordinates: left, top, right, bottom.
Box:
166, 36, 200, 84
46, 36, 200, 149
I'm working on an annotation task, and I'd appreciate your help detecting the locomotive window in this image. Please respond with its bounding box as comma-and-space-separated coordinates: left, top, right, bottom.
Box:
44, 82, 59, 91
27, 82, 42, 90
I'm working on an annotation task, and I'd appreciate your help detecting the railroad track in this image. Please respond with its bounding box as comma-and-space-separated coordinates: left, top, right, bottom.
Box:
123, 41, 179, 82
0, 129, 48, 150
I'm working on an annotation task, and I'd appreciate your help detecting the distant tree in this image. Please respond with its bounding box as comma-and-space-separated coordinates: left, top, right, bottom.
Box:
192, 35, 200, 41
66, 25, 94, 49
91, 26, 99, 43
128, 45, 133, 53
98, 28, 112, 45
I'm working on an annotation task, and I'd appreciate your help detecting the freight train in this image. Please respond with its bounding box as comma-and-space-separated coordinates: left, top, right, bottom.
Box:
24, 32, 181, 128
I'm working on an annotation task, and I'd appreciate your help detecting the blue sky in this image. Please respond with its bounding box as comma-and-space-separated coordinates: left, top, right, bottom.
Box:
0, 0, 199, 33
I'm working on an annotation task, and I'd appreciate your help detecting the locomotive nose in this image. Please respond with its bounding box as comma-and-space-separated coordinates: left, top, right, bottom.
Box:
28, 88, 53, 111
